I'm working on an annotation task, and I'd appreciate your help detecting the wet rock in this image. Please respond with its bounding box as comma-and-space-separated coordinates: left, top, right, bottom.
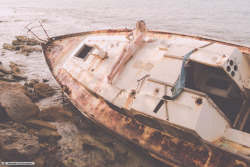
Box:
19, 85, 38, 102
11, 74, 27, 81
27, 79, 39, 88
0, 128, 40, 161
0, 81, 40, 121
20, 45, 42, 53
15, 36, 40, 46
3, 43, 21, 51
12, 40, 24, 46
15, 36, 29, 42
33, 83, 55, 98
25, 120, 57, 131
38, 106, 73, 122
10, 62, 21, 74
37, 128, 62, 142
0, 66, 12, 74
26, 41, 40, 46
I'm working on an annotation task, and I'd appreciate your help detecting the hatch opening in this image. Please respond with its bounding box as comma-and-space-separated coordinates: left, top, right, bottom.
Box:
76, 44, 94, 60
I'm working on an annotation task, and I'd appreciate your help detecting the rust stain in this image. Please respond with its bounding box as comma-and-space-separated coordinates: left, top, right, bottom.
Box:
51, 68, 250, 167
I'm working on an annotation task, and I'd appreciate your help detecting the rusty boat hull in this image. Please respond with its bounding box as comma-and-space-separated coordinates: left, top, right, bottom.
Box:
43, 29, 250, 166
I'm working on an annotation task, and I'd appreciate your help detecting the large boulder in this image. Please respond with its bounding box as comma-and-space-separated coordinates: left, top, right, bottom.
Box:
38, 106, 72, 122
0, 128, 40, 161
33, 83, 55, 98
0, 81, 39, 121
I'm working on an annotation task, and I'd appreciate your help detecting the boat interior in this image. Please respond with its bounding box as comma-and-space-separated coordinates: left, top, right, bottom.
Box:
186, 62, 245, 128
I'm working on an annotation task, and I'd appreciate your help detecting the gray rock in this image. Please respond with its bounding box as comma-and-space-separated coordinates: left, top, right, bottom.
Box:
0, 128, 40, 161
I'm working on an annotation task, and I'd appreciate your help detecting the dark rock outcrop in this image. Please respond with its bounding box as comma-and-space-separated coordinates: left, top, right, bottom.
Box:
0, 128, 40, 161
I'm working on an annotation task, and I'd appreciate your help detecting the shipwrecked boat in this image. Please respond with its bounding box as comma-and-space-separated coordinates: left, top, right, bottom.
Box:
42, 29, 250, 166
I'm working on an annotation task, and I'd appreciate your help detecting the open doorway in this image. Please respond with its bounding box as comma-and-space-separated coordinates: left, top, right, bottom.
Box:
184, 61, 245, 128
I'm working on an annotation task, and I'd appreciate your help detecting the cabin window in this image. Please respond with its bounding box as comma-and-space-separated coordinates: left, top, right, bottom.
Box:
205, 77, 230, 90
76, 44, 94, 59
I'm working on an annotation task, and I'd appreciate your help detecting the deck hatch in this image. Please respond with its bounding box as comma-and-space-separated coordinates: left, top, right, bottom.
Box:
76, 44, 94, 60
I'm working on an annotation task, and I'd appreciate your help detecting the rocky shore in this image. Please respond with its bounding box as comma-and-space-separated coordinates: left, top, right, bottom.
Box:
0, 36, 165, 167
